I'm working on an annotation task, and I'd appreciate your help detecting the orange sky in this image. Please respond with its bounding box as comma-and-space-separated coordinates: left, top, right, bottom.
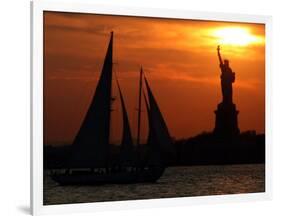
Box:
43, 11, 265, 145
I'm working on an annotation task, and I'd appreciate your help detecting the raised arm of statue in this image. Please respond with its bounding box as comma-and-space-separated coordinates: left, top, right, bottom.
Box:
217, 45, 223, 66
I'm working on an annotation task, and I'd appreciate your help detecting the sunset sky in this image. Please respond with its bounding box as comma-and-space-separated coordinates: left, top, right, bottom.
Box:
44, 11, 265, 145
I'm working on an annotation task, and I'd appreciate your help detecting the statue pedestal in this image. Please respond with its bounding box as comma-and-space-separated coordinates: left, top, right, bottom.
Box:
213, 102, 240, 139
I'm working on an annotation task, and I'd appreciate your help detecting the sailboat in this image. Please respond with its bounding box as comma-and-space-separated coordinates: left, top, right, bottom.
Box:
51, 32, 175, 185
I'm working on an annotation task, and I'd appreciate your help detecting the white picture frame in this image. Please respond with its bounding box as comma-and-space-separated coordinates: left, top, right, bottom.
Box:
31, 0, 272, 215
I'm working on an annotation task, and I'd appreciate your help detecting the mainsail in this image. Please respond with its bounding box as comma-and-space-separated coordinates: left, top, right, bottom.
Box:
71, 32, 114, 168
144, 76, 175, 162
116, 78, 135, 166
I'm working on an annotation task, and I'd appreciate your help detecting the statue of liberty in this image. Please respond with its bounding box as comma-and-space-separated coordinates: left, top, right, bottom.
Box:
217, 45, 235, 104
214, 45, 240, 138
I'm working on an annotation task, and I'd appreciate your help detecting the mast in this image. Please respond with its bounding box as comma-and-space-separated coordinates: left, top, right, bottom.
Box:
70, 32, 113, 168
136, 67, 143, 148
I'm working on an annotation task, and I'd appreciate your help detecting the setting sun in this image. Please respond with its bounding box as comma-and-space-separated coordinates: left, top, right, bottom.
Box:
212, 27, 263, 46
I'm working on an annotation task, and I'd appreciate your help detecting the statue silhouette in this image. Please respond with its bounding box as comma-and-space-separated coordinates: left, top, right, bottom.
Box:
214, 46, 240, 139
217, 45, 235, 104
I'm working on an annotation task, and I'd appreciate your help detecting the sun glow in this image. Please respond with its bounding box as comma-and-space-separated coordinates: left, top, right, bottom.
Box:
212, 27, 263, 46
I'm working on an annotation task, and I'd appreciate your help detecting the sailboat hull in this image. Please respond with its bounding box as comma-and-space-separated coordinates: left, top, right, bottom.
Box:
51, 166, 165, 185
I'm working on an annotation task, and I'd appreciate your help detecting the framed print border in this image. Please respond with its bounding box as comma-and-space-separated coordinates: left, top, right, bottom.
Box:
31, 0, 272, 215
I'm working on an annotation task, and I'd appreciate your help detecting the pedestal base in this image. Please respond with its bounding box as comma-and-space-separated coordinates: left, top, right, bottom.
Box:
213, 102, 240, 139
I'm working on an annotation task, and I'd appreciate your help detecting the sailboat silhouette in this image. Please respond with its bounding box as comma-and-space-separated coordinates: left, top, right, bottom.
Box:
51, 32, 175, 185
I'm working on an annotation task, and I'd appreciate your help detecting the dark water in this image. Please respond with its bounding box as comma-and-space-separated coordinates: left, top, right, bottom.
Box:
44, 164, 265, 205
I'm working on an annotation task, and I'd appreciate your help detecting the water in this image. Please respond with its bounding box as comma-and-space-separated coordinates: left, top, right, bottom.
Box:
44, 164, 265, 205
